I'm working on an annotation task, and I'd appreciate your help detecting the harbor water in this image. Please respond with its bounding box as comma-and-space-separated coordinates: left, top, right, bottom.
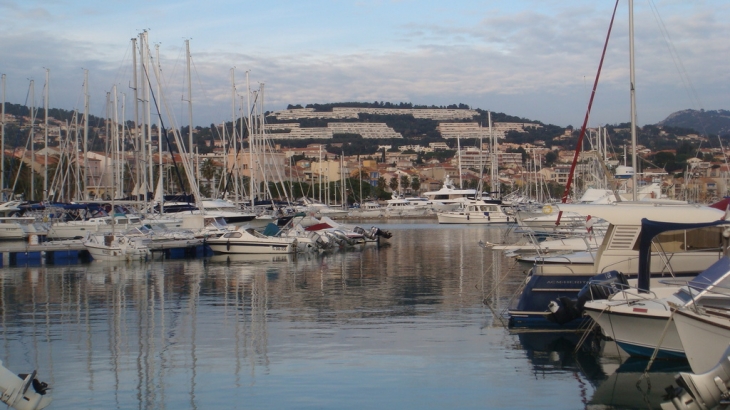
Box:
0, 221, 686, 409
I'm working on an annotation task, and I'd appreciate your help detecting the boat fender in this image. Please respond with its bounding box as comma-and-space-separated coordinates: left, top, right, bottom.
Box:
226, 241, 230, 252
467, 214, 470, 221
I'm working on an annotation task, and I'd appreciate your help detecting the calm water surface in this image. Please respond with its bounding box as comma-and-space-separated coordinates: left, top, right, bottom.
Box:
0, 221, 685, 409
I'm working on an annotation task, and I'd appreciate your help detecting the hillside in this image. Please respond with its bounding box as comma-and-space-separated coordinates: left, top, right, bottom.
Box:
657, 109, 730, 137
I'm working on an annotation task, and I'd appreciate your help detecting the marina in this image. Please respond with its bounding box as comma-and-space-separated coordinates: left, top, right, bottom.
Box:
0, 1, 728, 408
0, 220, 709, 409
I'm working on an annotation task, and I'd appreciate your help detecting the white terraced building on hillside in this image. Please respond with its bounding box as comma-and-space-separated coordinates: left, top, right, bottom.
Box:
270, 107, 479, 121
264, 122, 402, 139
437, 122, 543, 139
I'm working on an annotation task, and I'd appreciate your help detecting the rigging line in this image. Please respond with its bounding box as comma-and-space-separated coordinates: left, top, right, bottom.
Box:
112, 42, 133, 90
189, 55, 217, 124
557, 0, 619, 225
647, 0, 704, 112
140, 60, 188, 199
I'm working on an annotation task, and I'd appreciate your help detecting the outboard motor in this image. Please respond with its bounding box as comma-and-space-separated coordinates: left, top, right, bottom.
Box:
662, 345, 730, 410
370, 226, 392, 239
546, 270, 629, 325
0, 360, 52, 410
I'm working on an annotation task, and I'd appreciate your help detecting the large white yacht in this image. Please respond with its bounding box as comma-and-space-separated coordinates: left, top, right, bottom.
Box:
422, 175, 477, 211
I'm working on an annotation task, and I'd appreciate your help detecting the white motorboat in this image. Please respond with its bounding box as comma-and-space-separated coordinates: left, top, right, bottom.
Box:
83, 232, 151, 262
508, 202, 726, 327
384, 197, 431, 217
0, 201, 48, 240
422, 175, 477, 211
673, 304, 730, 375
347, 201, 384, 219
494, 232, 605, 257
206, 226, 297, 254
437, 199, 513, 224
583, 256, 730, 360
47, 212, 144, 240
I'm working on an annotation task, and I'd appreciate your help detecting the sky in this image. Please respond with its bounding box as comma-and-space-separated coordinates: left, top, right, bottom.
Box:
0, 0, 728, 129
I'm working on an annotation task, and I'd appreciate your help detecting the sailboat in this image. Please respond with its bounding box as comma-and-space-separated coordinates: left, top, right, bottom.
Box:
83, 86, 151, 262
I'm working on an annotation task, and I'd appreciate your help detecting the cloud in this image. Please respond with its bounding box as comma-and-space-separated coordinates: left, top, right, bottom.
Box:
0, 0, 728, 128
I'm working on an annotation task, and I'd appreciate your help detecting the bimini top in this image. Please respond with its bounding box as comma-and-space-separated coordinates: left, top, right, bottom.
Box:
637, 217, 730, 292
555, 202, 724, 226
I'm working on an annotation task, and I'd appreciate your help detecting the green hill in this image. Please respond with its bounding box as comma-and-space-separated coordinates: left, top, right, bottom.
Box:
657, 109, 730, 137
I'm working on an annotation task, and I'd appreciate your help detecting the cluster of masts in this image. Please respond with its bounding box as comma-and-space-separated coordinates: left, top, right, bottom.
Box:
0, 32, 285, 216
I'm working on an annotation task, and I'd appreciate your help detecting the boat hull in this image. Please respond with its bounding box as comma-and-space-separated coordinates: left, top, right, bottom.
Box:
84, 242, 150, 262
437, 212, 512, 224
207, 239, 296, 254
584, 304, 684, 359
673, 308, 730, 374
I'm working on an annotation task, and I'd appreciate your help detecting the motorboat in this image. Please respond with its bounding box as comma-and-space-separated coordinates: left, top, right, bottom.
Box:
347, 201, 384, 218
45, 203, 144, 240
508, 202, 726, 328
206, 226, 298, 254
583, 255, 730, 360
437, 199, 513, 224
0, 201, 48, 240
422, 175, 477, 211
83, 231, 151, 262
673, 303, 730, 375
384, 197, 431, 217
494, 231, 605, 258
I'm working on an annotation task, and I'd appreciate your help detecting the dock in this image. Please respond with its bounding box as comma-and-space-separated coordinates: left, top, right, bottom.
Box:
0, 239, 209, 267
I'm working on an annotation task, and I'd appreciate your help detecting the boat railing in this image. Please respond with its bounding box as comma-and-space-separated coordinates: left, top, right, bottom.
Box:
596, 246, 722, 277
585, 280, 661, 306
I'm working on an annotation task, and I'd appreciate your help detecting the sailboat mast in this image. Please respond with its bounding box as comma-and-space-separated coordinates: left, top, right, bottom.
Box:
488, 111, 495, 198
457, 135, 462, 189
186, 39, 193, 168
1, 74, 5, 201
629, 0, 638, 201
143, 32, 153, 206
111, 88, 117, 198
121, 93, 127, 198
29, 80, 35, 201
44, 69, 49, 201
104, 92, 110, 199
246, 72, 254, 210
131, 38, 140, 201
231, 68, 239, 202
156, 44, 164, 208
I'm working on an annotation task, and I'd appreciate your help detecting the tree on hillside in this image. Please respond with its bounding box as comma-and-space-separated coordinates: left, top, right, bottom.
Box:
400, 175, 410, 193
389, 177, 399, 193
411, 176, 420, 192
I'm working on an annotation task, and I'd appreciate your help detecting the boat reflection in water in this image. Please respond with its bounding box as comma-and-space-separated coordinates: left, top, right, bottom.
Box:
0, 222, 690, 409
515, 330, 691, 409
